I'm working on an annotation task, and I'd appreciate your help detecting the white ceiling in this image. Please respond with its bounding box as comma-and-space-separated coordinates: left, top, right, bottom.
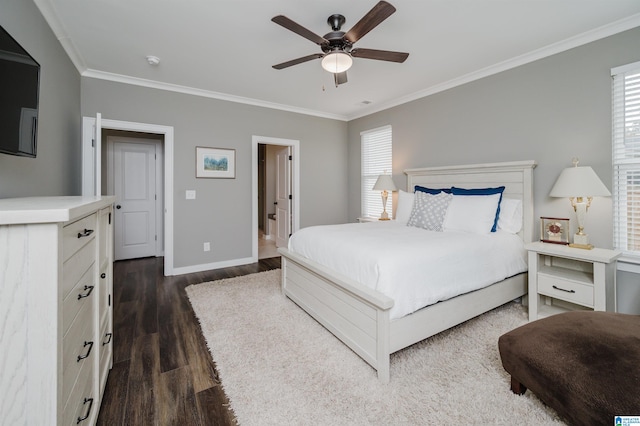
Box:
35, 0, 640, 121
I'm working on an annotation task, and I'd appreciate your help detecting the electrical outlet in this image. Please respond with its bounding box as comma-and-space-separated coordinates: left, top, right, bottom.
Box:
203, 242, 210, 252
186, 190, 196, 200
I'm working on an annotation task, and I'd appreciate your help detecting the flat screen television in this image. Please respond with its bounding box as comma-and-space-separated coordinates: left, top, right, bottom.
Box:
0, 24, 40, 158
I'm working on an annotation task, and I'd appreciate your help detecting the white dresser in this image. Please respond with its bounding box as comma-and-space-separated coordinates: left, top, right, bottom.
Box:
0, 196, 115, 425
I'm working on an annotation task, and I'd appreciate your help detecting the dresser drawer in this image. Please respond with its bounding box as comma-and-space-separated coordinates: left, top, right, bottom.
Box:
538, 274, 594, 307
62, 264, 96, 334
62, 358, 96, 426
62, 298, 95, 404
63, 213, 97, 262
62, 239, 96, 300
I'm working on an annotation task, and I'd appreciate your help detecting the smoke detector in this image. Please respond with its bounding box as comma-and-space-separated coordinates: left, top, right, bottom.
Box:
146, 55, 160, 66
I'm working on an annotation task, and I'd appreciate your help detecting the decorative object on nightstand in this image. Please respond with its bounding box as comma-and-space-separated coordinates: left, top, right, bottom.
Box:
356, 216, 379, 223
540, 217, 570, 245
373, 174, 397, 221
549, 158, 611, 249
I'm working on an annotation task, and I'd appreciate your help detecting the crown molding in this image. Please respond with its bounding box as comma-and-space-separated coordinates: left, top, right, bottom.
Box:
347, 13, 640, 120
33, 0, 87, 73
81, 69, 349, 121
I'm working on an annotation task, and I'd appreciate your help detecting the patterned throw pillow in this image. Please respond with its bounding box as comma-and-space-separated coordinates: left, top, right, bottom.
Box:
407, 191, 453, 232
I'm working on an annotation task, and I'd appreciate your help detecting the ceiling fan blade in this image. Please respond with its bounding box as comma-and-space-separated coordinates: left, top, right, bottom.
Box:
272, 54, 324, 70
272, 15, 329, 46
351, 48, 408, 63
343, 1, 396, 44
334, 71, 348, 86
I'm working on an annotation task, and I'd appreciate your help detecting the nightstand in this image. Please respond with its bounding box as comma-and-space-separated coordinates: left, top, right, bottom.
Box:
525, 241, 621, 321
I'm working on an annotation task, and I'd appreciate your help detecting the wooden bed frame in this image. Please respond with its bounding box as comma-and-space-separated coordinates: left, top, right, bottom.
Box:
278, 160, 536, 383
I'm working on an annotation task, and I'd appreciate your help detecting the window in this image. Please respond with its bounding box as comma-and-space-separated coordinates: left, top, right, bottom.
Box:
361, 125, 392, 218
612, 61, 640, 258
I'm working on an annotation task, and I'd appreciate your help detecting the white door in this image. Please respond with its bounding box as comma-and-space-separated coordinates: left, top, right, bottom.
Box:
113, 141, 157, 260
275, 146, 291, 248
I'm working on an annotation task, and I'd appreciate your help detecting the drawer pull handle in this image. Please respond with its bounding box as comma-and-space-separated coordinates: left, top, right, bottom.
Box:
100, 273, 106, 279
77, 228, 94, 238
76, 397, 94, 424
552, 285, 576, 294
77, 341, 94, 362
77, 285, 94, 300
103, 332, 112, 346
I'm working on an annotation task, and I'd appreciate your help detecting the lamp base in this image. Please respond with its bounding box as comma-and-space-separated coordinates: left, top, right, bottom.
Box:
570, 233, 593, 250
569, 243, 594, 250
379, 211, 390, 221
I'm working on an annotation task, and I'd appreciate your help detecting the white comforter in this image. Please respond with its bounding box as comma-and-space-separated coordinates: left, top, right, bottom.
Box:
288, 221, 527, 320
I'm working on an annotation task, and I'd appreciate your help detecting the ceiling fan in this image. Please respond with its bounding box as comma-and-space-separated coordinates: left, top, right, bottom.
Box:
271, 1, 409, 86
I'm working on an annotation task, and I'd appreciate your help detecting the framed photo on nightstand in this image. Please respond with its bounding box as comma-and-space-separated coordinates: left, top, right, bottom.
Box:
540, 217, 570, 245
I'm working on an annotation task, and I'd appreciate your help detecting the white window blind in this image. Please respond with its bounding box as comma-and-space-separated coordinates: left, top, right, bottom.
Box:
361, 125, 392, 218
612, 61, 640, 258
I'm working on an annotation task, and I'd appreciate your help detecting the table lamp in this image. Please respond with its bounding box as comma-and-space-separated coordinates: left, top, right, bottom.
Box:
373, 174, 397, 220
549, 159, 611, 249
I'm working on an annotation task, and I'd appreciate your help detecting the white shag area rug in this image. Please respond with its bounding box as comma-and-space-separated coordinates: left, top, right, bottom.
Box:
185, 270, 565, 425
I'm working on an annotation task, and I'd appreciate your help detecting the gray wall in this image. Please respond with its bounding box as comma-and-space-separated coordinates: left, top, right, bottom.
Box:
81, 79, 348, 268
348, 27, 640, 251
0, 0, 82, 197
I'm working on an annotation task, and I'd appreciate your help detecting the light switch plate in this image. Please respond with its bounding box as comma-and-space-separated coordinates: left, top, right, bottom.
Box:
186, 190, 196, 200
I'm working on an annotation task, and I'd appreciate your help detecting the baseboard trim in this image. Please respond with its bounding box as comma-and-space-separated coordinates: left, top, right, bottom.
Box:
170, 256, 257, 276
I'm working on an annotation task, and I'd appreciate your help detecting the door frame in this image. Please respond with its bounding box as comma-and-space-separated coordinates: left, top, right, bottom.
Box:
82, 117, 175, 275
252, 135, 300, 261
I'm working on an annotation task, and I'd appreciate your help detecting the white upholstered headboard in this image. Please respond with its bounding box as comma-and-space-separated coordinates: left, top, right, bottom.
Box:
404, 160, 537, 242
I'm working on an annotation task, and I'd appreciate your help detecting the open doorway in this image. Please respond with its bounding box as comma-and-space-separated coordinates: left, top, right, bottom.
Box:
252, 136, 300, 261
82, 115, 175, 275
257, 144, 290, 259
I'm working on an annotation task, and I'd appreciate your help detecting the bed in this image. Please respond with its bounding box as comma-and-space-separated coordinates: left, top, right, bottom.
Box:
278, 160, 537, 383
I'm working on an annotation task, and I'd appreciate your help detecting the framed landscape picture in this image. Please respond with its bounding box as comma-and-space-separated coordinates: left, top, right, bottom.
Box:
196, 147, 235, 178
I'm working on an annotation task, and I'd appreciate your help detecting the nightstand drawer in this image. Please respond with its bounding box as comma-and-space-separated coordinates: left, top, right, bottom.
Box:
538, 274, 594, 307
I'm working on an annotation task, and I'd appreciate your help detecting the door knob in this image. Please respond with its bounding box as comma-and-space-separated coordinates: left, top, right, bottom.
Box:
116, 205, 121, 209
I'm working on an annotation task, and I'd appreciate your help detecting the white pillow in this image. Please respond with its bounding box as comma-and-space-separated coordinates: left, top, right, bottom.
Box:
443, 193, 501, 234
498, 198, 523, 234
407, 191, 453, 232
395, 190, 415, 224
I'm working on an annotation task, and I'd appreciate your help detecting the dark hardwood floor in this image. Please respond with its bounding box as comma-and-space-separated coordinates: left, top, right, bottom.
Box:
97, 256, 281, 426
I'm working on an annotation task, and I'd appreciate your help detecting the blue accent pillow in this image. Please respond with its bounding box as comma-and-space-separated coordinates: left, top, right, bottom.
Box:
414, 186, 452, 195
450, 186, 505, 232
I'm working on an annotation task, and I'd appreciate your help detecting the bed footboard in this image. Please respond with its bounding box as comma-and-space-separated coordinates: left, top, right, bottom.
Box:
279, 247, 394, 383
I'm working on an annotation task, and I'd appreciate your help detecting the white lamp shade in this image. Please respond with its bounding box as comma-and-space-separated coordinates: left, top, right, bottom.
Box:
373, 174, 397, 191
549, 166, 611, 198
321, 52, 353, 74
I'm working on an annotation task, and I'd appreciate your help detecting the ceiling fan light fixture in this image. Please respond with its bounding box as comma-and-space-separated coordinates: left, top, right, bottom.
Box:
321, 51, 353, 74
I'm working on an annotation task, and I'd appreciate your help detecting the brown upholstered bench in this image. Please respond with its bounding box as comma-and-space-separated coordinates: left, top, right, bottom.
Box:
498, 311, 640, 425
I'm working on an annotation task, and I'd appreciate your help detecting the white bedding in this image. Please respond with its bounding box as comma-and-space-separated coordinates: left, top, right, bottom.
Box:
288, 221, 527, 320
